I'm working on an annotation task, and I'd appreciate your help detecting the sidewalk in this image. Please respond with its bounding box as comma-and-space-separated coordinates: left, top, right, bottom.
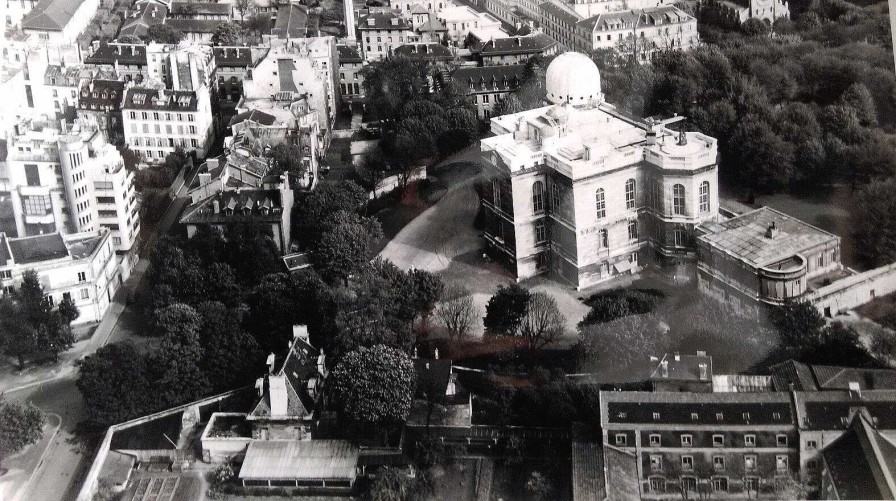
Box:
0, 414, 62, 501
0, 190, 192, 394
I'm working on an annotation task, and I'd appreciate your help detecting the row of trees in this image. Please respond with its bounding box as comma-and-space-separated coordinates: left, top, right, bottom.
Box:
0, 271, 80, 370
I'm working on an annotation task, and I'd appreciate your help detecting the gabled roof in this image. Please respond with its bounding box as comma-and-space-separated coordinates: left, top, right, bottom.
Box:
21, 0, 86, 31
170, 1, 231, 16
239, 440, 359, 481
393, 42, 453, 60
164, 18, 222, 33
538, 1, 582, 26
770, 360, 818, 391
822, 411, 896, 500
600, 391, 794, 427
475, 33, 556, 55
122, 87, 198, 111
119, 2, 168, 38
7, 233, 69, 264
180, 188, 285, 225
450, 64, 526, 93
248, 329, 324, 420
85, 43, 147, 66
578, 6, 692, 32
410, 4, 430, 14
359, 11, 412, 31
78, 80, 126, 110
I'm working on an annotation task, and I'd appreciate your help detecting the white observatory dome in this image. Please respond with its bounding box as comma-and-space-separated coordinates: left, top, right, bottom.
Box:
545, 52, 602, 107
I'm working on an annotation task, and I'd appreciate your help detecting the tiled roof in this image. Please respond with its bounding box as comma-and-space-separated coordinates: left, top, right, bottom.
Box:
179, 188, 285, 225
578, 6, 692, 32
698, 206, 839, 269
770, 360, 818, 391
822, 412, 896, 500
7, 233, 68, 264
272, 4, 308, 39
802, 399, 896, 430
78, 80, 126, 110
164, 18, 221, 33
451, 64, 525, 93
21, 0, 85, 31
239, 440, 359, 481
416, 18, 447, 32
476, 33, 556, 55
122, 87, 198, 111
170, 1, 231, 16
538, 1, 582, 25
85, 43, 147, 66
337, 45, 363, 62
813, 365, 896, 391
413, 358, 452, 398
601, 391, 794, 426
119, 3, 168, 38
359, 11, 412, 31
213, 46, 268, 67
0, 234, 12, 264
572, 423, 605, 501
394, 42, 453, 60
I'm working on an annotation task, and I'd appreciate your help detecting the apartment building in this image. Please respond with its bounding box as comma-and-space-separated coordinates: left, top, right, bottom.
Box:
84, 42, 148, 83
77, 79, 127, 142
121, 86, 214, 163
0, 229, 119, 323
577, 6, 699, 59
357, 11, 414, 61
479, 53, 719, 288
451, 64, 525, 119
472, 33, 559, 65
438, 5, 504, 45
240, 38, 338, 150
213, 46, 270, 102
20, 0, 100, 45
337, 45, 365, 111
6, 119, 140, 260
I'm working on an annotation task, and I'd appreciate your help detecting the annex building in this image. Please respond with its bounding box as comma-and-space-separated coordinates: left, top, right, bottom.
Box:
480, 52, 719, 289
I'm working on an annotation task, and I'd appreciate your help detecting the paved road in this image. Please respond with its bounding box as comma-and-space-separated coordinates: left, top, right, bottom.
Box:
1, 169, 197, 501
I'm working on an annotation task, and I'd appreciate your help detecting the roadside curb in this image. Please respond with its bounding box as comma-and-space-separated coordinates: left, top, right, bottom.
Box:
15, 413, 63, 501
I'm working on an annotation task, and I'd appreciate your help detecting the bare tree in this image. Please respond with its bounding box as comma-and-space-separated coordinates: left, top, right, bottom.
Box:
233, 0, 252, 22
519, 292, 564, 350
435, 283, 478, 340
870, 329, 896, 366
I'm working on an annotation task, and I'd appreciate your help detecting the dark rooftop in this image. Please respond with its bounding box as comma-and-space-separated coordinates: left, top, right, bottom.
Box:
601, 391, 794, 426
358, 11, 412, 31
180, 189, 285, 225
170, 1, 232, 16
122, 88, 198, 112
229, 109, 277, 128
78, 80, 126, 110
394, 42, 453, 60
85, 43, 147, 66
164, 18, 222, 33
474, 33, 556, 55
337, 45, 362, 63
451, 64, 525, 93
22, 0, 85, 31
772, 360, 896, 392
822, 412, 896, 500
8, 233, 69, 264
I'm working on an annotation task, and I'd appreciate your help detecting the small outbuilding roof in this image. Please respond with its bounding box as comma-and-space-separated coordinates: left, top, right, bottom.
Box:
239, 440, 359, 481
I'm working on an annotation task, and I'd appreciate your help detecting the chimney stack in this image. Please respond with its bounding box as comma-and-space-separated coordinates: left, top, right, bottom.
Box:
765, 221, 779, 239
660, 360, 669, 378
266, 352, 275, 373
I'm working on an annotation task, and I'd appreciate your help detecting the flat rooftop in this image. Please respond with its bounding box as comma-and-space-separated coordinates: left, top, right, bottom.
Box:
698, 206, 838, 269
239, 440, 359, 481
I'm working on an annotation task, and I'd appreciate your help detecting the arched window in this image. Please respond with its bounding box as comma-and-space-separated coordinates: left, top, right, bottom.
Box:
625, 178, 636, 209
532, 181, 544, 213
595, 188, 606, 219
673, 184, 686, 216
699, 181, 710, 214
628, 219, 638, 241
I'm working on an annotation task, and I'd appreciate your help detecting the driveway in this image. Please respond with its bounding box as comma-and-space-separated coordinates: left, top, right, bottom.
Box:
379, 147, 589, 339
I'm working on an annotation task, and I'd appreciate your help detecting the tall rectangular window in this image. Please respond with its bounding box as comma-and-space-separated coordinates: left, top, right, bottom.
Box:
551, 184, 561, 211
599, 229, 609, 249
628, 220, 638, 241
699, 181, 710, 213
24, 164, 40, 186
535, 220, 546, 244
532, 181, 544, 213
625, 178, 636, 209
595, 188, 605, 218
673, 184, 686, 215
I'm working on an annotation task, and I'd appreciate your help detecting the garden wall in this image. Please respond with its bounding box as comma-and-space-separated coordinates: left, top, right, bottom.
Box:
808, 262, 896, 316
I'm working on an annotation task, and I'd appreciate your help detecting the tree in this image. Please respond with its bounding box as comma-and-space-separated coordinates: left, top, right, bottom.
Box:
0, 402, 44, 467
152, 302, 203, 339
370, 467, 425, 501
233, 0, 252, 21
870, 329, 896, 366
196, 301, 262, 392
435, 283, 479, 340
312, 218, 376, 285
484, 284, 531, 337
245, 12, 272, 37
17, 270, 72, 362
57, 294, 81, 342
77, 342, 155, 426
146, 24, 184, 44
742, 18, 771, 36
392, 119, 437, 164
357, 149, 390, 197
770, 300, 828, 351
841, 82, 877, 126
293, 181, 369, 246
360, 57, 430, 128
266, 143, 309, 188
244, 273, 299, 353
329, 345, 415, 436
152, 305, 210, 409
409, 268, 444, 321
0, 296, 37, 370
853, 178, 896, 267
519, 292, 564, 350
211, 22, 245, 46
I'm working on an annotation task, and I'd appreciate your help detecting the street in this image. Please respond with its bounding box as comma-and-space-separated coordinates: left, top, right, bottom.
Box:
0, 165, 197, 501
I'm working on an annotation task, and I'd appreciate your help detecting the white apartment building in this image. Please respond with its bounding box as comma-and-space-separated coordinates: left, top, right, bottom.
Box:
0, 229, 120, 323
20, 0, 100, 45
479, 53, 719, 288
240, 37, 338, 149
438, 5, 504, 45
121, 86, 214, 163
145, 43, 215, 92
5, 119, 141, 260
357, 11, 414, 61
4, 0, 40, 29
577, 6, 699, 58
